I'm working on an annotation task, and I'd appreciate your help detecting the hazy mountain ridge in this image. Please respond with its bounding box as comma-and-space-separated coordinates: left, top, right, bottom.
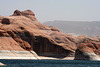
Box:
44, 21, 100, 37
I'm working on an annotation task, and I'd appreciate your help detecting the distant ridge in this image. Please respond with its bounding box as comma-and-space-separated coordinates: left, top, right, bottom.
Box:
44, 20, 100, 37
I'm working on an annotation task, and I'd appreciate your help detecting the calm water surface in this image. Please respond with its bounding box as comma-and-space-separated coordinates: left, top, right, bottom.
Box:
0, 59, 100, 67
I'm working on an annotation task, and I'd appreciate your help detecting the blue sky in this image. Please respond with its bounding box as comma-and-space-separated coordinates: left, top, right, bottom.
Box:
0, 0, 100, 22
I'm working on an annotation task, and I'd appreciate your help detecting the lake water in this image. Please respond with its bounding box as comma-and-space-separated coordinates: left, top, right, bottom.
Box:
0, 59, 100, 67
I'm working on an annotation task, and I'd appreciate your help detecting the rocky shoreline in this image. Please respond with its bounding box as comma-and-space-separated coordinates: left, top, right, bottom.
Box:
0, 50, 74, 60
0, 50, 40, 59
0, 50, 99, 61
0, 10, 100, 61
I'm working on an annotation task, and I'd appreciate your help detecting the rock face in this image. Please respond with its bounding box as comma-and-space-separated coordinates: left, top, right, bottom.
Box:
74, 39, 100, 60
0, 10, 100, 60
0, 10, 77, 59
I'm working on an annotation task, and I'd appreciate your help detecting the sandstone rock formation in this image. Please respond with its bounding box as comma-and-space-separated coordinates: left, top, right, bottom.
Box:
0, 10, 100, 60
12, 10, 36, 21
74, 39, 100, 60
0, 10, 77, 59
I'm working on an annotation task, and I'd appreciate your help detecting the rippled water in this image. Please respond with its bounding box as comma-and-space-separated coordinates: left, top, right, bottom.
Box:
0, 59, 100, 67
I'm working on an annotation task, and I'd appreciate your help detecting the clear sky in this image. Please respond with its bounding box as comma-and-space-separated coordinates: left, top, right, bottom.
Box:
0, 0, 100, 23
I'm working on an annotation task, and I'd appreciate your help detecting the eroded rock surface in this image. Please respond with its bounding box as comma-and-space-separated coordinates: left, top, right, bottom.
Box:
0, 10, 77, 58
74, 39, 100, 60
0, 10, 100, 60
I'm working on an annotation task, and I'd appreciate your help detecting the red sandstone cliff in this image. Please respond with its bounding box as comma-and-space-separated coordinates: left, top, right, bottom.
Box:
0, 10, 100, 60
0, 10, 77, 58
